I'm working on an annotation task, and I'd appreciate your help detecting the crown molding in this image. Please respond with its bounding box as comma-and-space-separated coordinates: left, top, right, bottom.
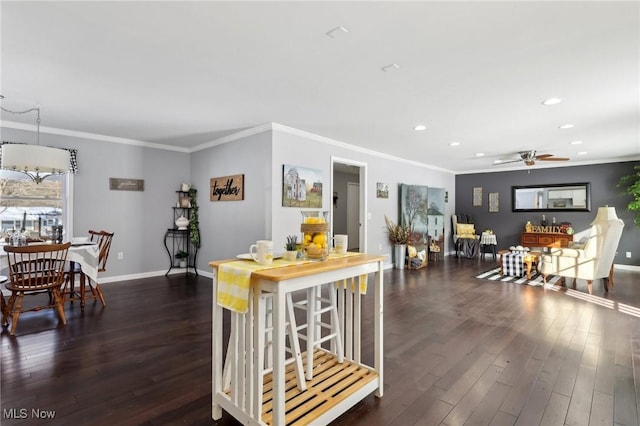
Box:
0, 120, 190, 153
189, 122, 273, 152
270, 122, 455, 174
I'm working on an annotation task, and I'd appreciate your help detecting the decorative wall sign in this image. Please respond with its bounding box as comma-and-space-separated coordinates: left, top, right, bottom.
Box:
376, 182, 389, 199
282, 164, 323, 208
489, 192, 499, 212
109, 178, 144, 191
473, 187, 482, 206
210, 174, 244, 201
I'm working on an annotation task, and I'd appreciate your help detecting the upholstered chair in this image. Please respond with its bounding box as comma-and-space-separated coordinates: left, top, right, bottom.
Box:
451, 214, 480, 258
540, 206, 624, 294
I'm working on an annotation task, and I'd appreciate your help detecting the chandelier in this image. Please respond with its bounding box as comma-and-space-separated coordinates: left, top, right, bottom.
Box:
1, 99, 70, 184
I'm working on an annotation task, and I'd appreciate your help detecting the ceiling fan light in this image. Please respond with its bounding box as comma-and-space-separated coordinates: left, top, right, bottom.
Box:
542, 97, 563, 106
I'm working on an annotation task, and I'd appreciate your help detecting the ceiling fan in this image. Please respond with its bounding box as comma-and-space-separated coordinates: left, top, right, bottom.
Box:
495, 150, 570, 166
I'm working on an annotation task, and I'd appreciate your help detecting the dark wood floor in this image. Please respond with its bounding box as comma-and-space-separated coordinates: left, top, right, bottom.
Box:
2, 258, 640, 426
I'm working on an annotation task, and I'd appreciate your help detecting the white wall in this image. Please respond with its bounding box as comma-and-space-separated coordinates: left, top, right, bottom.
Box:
270, 126, 456, 265
1, 127, 190, 278
2, 123, 456, 276
189, 130, 273, 269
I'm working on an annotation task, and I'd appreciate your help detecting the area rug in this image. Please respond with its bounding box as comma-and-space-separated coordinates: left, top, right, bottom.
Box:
474, 267, 563, 287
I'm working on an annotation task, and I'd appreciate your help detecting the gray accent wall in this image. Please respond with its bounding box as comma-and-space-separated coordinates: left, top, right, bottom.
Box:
455, 161, 640, 266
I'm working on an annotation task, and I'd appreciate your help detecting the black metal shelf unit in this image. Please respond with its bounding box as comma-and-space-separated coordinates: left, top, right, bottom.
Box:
164, 191, 199, 276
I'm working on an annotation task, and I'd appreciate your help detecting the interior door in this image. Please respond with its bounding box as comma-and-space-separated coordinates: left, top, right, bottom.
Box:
347, 182, 360, 250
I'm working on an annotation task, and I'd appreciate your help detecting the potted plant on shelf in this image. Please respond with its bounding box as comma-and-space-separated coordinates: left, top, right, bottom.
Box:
384, 215, 411, 269
175, 250, 189, 268
283, 235, 298, 261
187, 187, 200, 249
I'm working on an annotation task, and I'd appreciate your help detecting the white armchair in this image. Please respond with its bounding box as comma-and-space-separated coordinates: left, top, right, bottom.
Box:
540, 206, 624, 294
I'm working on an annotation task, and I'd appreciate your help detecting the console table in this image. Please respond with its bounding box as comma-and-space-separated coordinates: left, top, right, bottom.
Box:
521, 232, 572, 248
210, 253, 384, 425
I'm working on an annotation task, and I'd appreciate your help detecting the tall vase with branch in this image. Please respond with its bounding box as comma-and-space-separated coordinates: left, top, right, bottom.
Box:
384, 215, 411, 269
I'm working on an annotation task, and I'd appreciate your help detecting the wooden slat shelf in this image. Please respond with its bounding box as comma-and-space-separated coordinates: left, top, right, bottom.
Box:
226, 349, 378, 426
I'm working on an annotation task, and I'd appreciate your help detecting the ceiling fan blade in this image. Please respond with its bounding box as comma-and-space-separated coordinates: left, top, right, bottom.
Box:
534, 154, 554, 160
493, 159, 523, 165
538, 157, 570, 161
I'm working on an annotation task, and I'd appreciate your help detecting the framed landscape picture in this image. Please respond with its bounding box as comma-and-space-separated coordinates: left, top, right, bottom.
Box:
376, 182, 389, 198
282, 164, 323, 208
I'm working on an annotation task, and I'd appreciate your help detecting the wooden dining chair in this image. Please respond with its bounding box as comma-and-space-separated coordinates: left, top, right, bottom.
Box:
63, 229, 113, 308
2, 242, 71, 336
84, 230, 113, 306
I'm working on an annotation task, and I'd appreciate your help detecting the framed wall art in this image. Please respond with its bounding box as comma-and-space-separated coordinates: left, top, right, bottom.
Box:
473, 187, 482, 206
376, 182, 389, 199
489, 192, 499, 212
282, 164, 323, 208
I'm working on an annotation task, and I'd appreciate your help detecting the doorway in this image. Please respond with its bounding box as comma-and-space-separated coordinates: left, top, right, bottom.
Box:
331, 158, 367, 253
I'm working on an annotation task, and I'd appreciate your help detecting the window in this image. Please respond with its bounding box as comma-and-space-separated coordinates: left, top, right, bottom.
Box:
0, 170, 71, 240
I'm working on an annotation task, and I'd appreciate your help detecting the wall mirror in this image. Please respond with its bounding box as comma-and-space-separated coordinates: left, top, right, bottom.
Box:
512, 183, 591, 212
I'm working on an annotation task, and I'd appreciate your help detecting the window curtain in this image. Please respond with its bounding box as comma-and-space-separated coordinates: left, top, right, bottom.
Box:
0, 141, 78, 174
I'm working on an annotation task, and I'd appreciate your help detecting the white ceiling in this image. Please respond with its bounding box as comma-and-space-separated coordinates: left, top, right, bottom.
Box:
1, 1, 639, 174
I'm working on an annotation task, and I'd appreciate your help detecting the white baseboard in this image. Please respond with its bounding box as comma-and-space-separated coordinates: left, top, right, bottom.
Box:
93, 262, 640, 285
615, 264, 640, 272
99, 267, 210, 284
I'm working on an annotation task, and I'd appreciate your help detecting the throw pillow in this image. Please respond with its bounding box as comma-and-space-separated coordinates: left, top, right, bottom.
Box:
568, 236, 589, 250
407, 245, 417, 258
417, 249, 426, 261
456, 223, 475, 239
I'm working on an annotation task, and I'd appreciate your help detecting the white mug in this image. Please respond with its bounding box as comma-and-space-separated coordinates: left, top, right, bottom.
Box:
250, 240, 273, 265
333, 234, 348, 254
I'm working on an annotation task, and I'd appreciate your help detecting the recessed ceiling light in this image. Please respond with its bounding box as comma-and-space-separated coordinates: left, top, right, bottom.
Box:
570, 140, 583, 145
449, 141, 461, 147
577, 151, 588, 155
381, 63, 400, 72
559, 123, 574, 129
475, 152, 485, 157
493, 159, 503, 164
326, 26, 349, 38
542, 97, 563, 106
413, 124, 427, 131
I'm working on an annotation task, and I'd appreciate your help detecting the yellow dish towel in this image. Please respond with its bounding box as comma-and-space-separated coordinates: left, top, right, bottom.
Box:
217, 260, 282, 314
218, 252, 364, 313
334, 275, 368, 294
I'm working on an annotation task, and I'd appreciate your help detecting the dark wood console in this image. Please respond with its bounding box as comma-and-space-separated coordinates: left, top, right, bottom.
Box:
521, 232, 572, 248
